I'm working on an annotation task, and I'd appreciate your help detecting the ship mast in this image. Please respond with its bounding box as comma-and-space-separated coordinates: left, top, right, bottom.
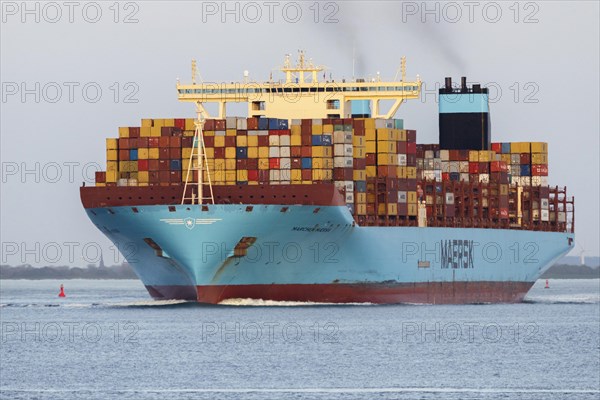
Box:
181, 59, 214, 205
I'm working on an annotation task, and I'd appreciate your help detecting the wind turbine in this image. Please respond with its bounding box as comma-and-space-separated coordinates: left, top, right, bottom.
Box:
577, 241, 586, 266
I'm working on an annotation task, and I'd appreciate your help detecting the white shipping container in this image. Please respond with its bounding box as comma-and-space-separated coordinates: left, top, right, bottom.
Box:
269, 147, 280, 157
333, 157, 353, 168
460, 173, 470, 182
291, 119, 301, 126
398, 191, 407, 203
445, 193, 455, 204
459, 161, 469, 173
558, 212, 566, 223
333, 131, 346, 144
312, 118, 322, 125
279, 135, 291, 146
434, 171, 442, 181
247, 130, 259, 136
479, 174, 490, 183
215, 130, 226, 136
398, 154, 407, 166
531, 176, 542, 186
269, 135, 280, 146
117, 178, 128, 187
345, 192, 354, 203
511, 154, 520, 164
375, 119, 393, 128
541, 198, 549, 210
269, 170, 280, 181
226, 117, 237, 129
521, 177, 531, 186
540, 177, 548, 186
257, 130, 269, 136
434, 158, 442, 170
541, 209, 549, 222
424, 150, 434, 159
440, 150, 449, 161
236, 118, 247, 130
280, 158, 291, 169
424, 171, 436, 180
343, 144, 353, 156
280, 146, 291, 157
448, 161, 460, 173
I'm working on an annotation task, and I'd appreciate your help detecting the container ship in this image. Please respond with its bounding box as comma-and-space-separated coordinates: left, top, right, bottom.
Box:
80, 52, 575, 304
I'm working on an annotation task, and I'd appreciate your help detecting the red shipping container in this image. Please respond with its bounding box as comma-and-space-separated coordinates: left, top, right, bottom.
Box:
159, 171, 170, 182
301, 146, 312, 157
448, 150, 460, 160
499, 208, 509, 219
149, 171, 160, 181
333, 168, 353, 181
301, 125, 312, 136
469, 162, 479, 174
138, 160, 149, 171
290, 146, 302, 157
258, 170, 270, 183
469, 174, 479, 183
246, 159, 258, 169
214, 119, 226, 130
95, 171, 106, 183
458, 150, 470, 161
161, 126, 174, 137
478, 162, 489, 173
169, 137, 181, 148
366, 153, 376, 166
148, 138, 160, 147
169, 171, 181, 182
129, 138, 139, 148
148, 160, 160, 171
333, 118, 343, 125
129, 127, 140, 138
353, 158, 366, 169
491, 143, 502, 153
214, 148, 225, 158
159, 137, 170, 147
301, 135, 312, 146
237, 159, 248, 169
169, 148, 181, 159
119, 149, 129, 160
225, 137, 236, 147
442, 172, 450, 181
174, 119, 186, 130
118, 138, 130, 149
258, 136, 269, 146
406, 142, 416, 154
291, 158, 302, 169
406, 130, 417, 142
204, 119, 215, 130
520, 153, 530, 165
378, 166, 397, 177
202, 136, 213, 147
396, 141, 407, 154
301, 169, 312, 180
248, 170, 259, 181
490, 161, 508, 172
407, 154, 417, 166
247, 118, 258, 130
159, 148, 170, 159
237, 130, 247, 136
182, 137, 193, 147
531, 164, 548, 176
138, 138, 149, 148
352, 119, 365, 130
269, 158, 280, 169
301, 119, 312, 127
158, 160, 170, 171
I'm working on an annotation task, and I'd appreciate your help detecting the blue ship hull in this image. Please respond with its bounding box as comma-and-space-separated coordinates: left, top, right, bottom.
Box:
84, 204, 574, 304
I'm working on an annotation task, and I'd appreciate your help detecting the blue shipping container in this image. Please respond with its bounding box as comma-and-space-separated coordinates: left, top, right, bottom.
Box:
129, 149, 138, 161
301, 158, 312, 169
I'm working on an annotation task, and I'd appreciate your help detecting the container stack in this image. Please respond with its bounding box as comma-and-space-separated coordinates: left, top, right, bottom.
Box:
491, 142, 548, 186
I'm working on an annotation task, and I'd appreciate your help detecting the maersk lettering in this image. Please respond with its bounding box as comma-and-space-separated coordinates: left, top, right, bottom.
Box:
440, 240, 474, 269
292, 226, 332, 233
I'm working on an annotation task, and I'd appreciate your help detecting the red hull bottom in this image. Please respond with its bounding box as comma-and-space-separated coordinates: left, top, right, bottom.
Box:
145, 281, 534, 304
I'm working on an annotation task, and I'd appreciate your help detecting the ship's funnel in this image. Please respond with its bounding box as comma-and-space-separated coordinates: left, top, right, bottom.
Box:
439, 77, 491, 150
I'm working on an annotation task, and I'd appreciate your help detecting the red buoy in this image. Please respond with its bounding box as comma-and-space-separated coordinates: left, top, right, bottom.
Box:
544, 279, 549, 289
58, 284, 66, 297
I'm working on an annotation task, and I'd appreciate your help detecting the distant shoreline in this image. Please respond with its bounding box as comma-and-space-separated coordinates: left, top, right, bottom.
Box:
1, 263, 599, 280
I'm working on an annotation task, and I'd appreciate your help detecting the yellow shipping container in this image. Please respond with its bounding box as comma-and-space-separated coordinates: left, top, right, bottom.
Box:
469, 150, 479, 162
214, 159, 226, 171
378, 141, 395, 153
138, 171, 149, 183
203, 130, 215, 137
150, 127, 162, 137
366, 141, 377, 153
106, 149, 118, 161
397, 130, 407, 141
478, 150, 492, 162
95, 182, 106, 187
356, 193, 367, 204
106, 171, 118, 182
258, 147, 269, 158
406, 167, 417, 179
366, 166, 377, 177
148, 148, 159, 159
291, 125, 301, 135
322, 124, 333, 133
213, 170, 225, 182
107, 161, 118, 172
501, 154, 511, 164
312, 125, 323, 134
137, 182, 148, 187
225, 171, 236, 181
376, 129, 391, 141
367, 193, 376, 203
407, 191, 417, 203
531, 153, 548, 164
258, 159, 269, 170
353, 170, 366, 181
353, 136, 364, 146
140, 127, 151, 137
398, 166, 407, 179
511, 142, 530, 153
141, 119, 153, 128
226, 129, 237, 136
106, 138, 118, 150
247, 135, 258, 147
247, 147, 258, 158
182, 148, 192, 159
531, 142, 548, 154
408, 204, 418, 216
248, 181, 259, 186
312, 146, 332, 157
138, 148, 149, 159
312, 169, 332, 180
225, 159, 236, 170
118, 127, 129, 138
183, 130, 194, 137
365, 118, 376, 129
356, 204, 367, 215
237, 136, 247, 147
163, 119, 174, 127
290, 169, 302, 181
214, 136, 225, 147
353, 147, 366, 158
291, 135, 301, 146
377, 153, 394, 165
185, 119, 196, 130
365, 129, 376, 141
387, 203, 398, 216
237, 170, 248, 181
153, 119, 165, 128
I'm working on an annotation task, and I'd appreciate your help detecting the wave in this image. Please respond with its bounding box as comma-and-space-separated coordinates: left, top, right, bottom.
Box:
218, 298, 374, 307
524, 294, 600, 304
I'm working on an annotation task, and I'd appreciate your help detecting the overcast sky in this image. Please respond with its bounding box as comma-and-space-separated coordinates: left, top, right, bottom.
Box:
1, 1, 598, 266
